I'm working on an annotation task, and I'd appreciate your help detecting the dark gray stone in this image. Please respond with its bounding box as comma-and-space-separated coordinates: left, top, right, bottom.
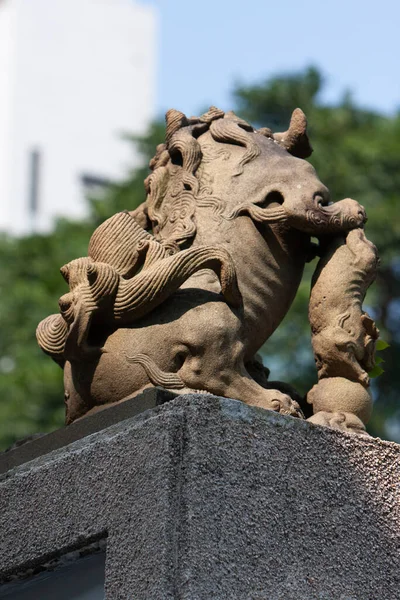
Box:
1, 395, 399, 599
0, 551, 106, 599
0, 387, 175, 475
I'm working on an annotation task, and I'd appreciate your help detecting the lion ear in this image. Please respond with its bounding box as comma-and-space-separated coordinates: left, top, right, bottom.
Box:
273, 108, 313, 159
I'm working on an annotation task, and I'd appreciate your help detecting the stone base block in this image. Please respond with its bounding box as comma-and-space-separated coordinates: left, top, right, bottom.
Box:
1, 394, 399, 599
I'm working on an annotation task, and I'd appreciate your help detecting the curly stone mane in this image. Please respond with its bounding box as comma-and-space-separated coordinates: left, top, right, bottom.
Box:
132, 106, 266, 247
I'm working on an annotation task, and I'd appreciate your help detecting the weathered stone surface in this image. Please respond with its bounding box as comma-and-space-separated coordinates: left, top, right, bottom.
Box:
307, 227, 379, 432
1, 395, 399, 599
36, 105, 375, 433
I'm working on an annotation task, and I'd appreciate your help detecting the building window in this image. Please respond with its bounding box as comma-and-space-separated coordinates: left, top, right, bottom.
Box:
0, 549, 106, 599
28, 148, 41, 218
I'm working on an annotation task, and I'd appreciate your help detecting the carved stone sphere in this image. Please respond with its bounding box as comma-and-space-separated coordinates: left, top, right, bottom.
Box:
307, 377, 373, 425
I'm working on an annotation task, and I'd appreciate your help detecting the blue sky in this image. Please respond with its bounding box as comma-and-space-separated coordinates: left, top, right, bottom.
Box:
144, 0, 399, 119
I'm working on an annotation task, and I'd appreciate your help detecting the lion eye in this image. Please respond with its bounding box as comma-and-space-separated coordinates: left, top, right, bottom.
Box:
258, 191, 284, 209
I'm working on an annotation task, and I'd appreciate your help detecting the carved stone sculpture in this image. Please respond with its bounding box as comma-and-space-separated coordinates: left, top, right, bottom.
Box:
37, 106, 379, 433
307, 228, 379, 433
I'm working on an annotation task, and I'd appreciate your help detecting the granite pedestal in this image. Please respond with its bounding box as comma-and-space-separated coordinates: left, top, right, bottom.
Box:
1, 394, 399, 599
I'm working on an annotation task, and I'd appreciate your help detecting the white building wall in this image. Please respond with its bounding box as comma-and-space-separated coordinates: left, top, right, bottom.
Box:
0, 0, 17, 232
0, 0, 157, 234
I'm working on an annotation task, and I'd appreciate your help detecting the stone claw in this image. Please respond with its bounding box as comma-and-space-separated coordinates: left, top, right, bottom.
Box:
270, 391, 304, 418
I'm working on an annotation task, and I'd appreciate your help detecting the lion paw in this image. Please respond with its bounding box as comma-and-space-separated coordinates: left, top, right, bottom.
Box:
268, 391, 304, 418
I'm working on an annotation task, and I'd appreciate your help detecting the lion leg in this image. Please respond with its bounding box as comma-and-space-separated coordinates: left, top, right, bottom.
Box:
127, 342, 303, 418
177, 350, 304, 418
181, 363, 304, 417
219, 369, 304, 418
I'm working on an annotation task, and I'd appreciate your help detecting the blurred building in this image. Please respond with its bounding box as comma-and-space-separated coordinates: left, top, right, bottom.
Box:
0, 0, 157, 234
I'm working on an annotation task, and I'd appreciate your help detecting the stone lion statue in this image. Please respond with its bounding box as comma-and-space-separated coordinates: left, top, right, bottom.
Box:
37, 106, 379, 434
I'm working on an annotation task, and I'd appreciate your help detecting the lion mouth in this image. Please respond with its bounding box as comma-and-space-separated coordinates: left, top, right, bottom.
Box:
320, 202, 367, 227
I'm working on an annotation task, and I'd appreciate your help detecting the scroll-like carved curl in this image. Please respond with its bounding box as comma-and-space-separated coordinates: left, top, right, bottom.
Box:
209, 118, 260, 176
36, 314, 68, 362
226, 201, 287, 223
88, 211, 152, 277
37, 241, 242, 367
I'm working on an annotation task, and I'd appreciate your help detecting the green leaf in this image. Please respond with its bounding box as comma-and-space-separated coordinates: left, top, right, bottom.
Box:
368, 365, 385, 378
376, 340, 390, 351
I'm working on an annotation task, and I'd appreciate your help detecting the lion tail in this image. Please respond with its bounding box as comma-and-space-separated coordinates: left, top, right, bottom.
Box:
124, 353, 185, 390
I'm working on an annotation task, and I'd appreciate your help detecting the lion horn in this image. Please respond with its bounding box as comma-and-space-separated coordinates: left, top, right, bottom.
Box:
273, 108, 313, 159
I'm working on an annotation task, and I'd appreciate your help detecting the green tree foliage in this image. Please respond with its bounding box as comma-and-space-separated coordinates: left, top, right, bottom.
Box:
0, 222, 91, 446
0, 67, 399, 449
0, 122, 166, 449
